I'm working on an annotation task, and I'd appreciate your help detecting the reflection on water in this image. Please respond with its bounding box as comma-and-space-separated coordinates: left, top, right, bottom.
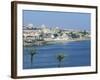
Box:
23, 40, 91, 69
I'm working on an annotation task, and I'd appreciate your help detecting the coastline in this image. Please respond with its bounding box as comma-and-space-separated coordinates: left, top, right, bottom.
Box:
45, 38, 90, 44
23, 38, 90, 47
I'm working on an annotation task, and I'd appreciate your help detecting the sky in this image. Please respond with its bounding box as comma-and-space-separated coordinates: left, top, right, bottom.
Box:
23, 10, 91, 31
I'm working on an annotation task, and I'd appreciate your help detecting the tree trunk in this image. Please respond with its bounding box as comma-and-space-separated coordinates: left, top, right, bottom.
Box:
30, 54, 33, 67
58, 61, 61, 67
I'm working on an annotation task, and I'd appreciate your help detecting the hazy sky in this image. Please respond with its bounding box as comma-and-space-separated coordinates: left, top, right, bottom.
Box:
23, 10, 91, 31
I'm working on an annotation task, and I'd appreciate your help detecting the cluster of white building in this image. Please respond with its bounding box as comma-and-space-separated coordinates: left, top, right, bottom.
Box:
23, 24, 90, 44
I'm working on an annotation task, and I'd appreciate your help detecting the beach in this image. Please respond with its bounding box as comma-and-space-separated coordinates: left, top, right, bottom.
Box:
23, 37, 90, 46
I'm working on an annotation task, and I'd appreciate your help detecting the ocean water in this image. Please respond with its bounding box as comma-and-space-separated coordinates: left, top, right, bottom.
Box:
23, 40, 91, 69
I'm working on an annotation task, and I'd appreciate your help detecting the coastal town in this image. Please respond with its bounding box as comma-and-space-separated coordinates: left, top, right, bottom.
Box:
23, 24, 90, 46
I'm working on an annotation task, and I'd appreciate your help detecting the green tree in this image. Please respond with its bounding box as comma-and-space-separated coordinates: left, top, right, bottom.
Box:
57, 53, 65, 67
53, 33, 58, 38
79, 30, 88, 37
83, 30, 87, 35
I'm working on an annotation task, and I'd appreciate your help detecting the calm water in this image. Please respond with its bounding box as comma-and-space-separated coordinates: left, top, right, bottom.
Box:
23, 40, 91, 69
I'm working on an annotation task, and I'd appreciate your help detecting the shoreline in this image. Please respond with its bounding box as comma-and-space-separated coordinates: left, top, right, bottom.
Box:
23, 38, 90, 47
45, 38, 90, 44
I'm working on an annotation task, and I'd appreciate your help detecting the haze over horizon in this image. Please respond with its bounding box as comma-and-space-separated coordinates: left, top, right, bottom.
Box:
23, 10, 91, 31
23, 23, 90, 32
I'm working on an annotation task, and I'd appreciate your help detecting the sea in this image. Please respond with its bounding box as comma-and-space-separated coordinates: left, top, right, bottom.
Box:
23, 40, 91, 69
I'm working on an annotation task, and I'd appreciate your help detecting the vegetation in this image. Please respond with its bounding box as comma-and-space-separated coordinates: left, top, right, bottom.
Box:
29, 47, 37, 67
56, 53, 65, 67
53, 33, 58, 38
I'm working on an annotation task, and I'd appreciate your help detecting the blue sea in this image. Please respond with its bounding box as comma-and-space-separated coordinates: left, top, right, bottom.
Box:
23, 40, 91, 69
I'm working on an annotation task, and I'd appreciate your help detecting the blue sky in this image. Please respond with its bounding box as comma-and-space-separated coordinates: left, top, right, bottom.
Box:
23, 10, 91, 31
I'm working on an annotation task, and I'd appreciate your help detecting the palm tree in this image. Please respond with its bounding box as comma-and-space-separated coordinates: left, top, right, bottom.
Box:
29, 47, 37, 67
57, 53, 65, 67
